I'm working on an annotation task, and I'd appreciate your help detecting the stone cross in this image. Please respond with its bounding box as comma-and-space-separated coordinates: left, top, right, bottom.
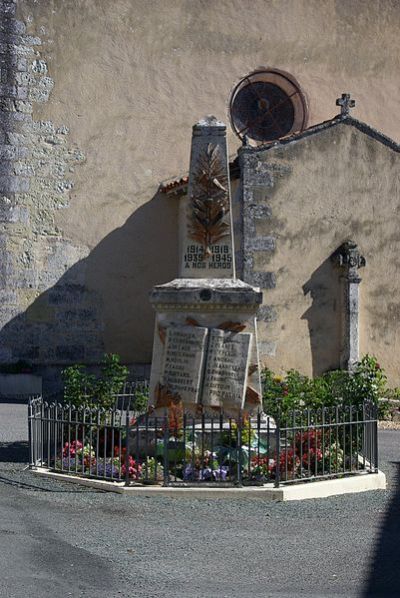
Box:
336, 93, 355, 117
332, 241, 365, 370
179, 116, 235, 279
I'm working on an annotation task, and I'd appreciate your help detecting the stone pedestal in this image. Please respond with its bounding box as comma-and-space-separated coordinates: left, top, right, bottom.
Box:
149, 278, 263, 415
148, 116, 264, 416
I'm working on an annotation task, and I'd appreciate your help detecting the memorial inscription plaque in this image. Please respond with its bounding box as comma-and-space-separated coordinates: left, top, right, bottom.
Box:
183, 243, 233, 274
202, 329, 252, 409
160, 325, 208, 404
158, 324, 252, 410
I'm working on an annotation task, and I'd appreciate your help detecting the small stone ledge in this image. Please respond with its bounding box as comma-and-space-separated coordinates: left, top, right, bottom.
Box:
150, 278, 263, 307
31, 469, 386, 500
245, 236, 276, 252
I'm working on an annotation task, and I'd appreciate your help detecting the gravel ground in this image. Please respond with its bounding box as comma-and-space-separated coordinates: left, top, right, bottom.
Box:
0, 401, 399, 598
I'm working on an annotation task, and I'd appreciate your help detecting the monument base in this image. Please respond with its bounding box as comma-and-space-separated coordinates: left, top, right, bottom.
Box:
149, 278, 263, 415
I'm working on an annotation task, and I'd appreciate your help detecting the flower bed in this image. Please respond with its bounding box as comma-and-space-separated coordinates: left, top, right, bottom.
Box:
28, 398, 378, 487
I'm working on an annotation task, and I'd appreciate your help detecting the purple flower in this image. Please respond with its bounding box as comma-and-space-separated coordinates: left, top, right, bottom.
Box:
184, 465, 229, 481
199, 467, 213, 480
184, 465, 198, 481
213, 466, 229, 481
94, 462, 120, 479
61, 457, 79, 470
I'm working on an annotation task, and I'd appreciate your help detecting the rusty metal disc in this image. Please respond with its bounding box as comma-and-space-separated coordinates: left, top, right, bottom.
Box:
229, 68, 308, 144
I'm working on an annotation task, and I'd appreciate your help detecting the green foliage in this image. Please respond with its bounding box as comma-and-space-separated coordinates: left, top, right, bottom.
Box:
377, 399, 391, 420
62, 354, 128, 409
132, 385, 150, 414
349, 355, 387, 403
380, 386, 400, 420
94, 354, 129, 409
220, 417, 255, 448
62, 364, 94, 407
142, 457, 164, 482
263, 355, 389, 418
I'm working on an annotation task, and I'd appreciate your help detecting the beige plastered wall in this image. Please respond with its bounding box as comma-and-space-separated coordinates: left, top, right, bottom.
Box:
16, 0, 400, 365
253, 123, 400, 384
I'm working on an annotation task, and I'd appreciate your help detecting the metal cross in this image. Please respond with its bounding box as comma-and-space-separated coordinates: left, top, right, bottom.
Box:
336, 93, 355, 116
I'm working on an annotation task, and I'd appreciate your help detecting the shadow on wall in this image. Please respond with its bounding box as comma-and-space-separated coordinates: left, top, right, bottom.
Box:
301, 255, 342, 376
0, 191, 179, 388
363, 462, 400, 597
0, 440, 29, 463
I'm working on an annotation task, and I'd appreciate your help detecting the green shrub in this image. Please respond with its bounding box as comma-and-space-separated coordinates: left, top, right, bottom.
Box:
94, 353, 129, 409
62, 353, 128, 409
262, 355, 388, 418
62, 364, 94, 407
132, 385, 150, 414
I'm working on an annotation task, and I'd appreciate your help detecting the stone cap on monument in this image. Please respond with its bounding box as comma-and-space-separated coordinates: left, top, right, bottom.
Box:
179, 115, 235, 279
192, 115, 226, 136
150, 278, 263, 310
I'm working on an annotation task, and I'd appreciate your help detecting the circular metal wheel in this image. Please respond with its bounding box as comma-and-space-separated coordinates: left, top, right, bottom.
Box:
229, 68, 308, 145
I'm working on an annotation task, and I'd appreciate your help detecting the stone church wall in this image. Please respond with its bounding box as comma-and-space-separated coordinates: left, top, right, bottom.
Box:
239, 122, 400, 383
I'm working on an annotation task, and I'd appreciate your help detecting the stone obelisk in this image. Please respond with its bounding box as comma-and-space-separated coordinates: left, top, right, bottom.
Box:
179, 116, 235, 279
148, 116, 263, 416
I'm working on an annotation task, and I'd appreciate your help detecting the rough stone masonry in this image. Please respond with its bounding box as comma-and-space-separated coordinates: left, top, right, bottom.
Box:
0, 0, 103, 392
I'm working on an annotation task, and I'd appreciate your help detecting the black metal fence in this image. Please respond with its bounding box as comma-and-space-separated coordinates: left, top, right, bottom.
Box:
28, 397, 378, 487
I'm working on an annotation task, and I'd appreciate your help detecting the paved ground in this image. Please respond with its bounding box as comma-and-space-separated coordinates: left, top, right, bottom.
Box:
0, 401, 399, 598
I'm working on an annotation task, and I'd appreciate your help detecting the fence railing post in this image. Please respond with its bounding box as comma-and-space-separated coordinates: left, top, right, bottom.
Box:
275, 406, 281, 488
125, 408, 130, 486
163, 409, 169, 487
236, 410, 243, 487
28, 396, 34, 467
374, 403, 379, 473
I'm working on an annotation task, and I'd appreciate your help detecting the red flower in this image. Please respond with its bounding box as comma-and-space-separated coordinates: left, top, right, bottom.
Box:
63, 440, 83, 458
121, 455, 142, 480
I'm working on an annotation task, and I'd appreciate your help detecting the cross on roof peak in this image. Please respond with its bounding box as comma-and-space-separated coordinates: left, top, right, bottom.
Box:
336, 93, 355, 116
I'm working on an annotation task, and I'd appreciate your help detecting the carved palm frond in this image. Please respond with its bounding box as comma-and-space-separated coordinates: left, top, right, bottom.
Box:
168, 401, 184, 435
195, 404, 204, 417
154, 383, 181, 408
186, 317, 200, 327
158, 324, 167, 345
217, 321, 246, 333
188, 143, 230, 255
245, 386, 262, 405
193, 144, 228, 198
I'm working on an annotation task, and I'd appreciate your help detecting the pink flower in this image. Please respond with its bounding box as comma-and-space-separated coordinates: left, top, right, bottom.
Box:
121, 455, 142, 479
63, 440, 83, 458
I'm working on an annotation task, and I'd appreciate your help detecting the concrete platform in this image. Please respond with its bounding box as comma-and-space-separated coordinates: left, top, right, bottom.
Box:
31, 468, 387, 500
